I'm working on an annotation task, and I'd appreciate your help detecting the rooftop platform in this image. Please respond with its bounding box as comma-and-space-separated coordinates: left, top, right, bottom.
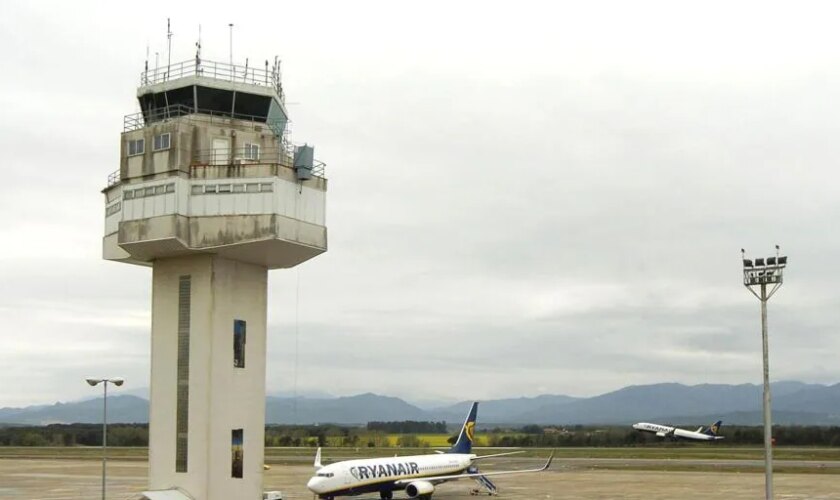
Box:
134, 59, 289, 138
140, 58, 284, 100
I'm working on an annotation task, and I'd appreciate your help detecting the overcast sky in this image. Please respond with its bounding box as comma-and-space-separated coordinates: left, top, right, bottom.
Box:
2, 1, 840, 408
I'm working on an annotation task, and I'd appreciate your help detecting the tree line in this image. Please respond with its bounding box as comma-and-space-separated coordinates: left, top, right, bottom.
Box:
0, 424, 148, 447
367, 421, 448, 434
2, 422, 840, 447
486, 425, 840, 447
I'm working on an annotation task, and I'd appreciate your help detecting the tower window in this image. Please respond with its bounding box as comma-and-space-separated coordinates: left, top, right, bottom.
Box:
153, 133, 171, 151
233, 320, 246, 368
175, 275, 191, 473
244, 143, 260, 160
231, 429, 244, 478
105, 202, 121, 217
128, 139, 145, 156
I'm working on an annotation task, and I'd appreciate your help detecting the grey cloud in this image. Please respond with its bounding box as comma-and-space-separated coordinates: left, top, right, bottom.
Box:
2, 2, 840, 406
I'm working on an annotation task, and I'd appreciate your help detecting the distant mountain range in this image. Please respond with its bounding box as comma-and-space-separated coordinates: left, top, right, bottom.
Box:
2, 381, 838, 426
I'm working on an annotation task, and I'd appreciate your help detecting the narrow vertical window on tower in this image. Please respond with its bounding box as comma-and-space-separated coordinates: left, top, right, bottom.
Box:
176, 276, 191, 473
233, 320, 246, 368
231, 429, 244, 478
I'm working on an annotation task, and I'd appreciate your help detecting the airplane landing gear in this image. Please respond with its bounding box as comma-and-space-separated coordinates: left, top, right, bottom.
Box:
379, 491, 393, 499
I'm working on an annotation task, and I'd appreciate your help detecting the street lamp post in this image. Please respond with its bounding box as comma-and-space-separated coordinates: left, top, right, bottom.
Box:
86, 377, 124, 500
741, 246, 787, 500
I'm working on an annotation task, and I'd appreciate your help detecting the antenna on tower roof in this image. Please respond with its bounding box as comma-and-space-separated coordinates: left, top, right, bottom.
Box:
228, 23, 234, 70
166, 18, 173, 81
144, 42, 149, 85
195, 24, 202, 74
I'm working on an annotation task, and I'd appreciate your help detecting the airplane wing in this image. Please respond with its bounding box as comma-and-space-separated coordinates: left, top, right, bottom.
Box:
394, 452, 554, 485
472, 451, 526, 460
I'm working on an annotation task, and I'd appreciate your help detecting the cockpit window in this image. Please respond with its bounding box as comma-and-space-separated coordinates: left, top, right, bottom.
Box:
316, 472, 334, 477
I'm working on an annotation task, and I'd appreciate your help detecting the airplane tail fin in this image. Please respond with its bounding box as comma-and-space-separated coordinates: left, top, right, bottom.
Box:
703, 420, 723, 436
314, 447, 323, 469
448, 402, 479, 454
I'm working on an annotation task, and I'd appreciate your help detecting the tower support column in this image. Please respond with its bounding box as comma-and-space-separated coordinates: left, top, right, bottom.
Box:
149, 255, 267, 500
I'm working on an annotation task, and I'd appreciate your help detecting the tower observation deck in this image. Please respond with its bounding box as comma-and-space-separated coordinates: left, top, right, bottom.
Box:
104, 57, 326, 268
102, 57, 327, 499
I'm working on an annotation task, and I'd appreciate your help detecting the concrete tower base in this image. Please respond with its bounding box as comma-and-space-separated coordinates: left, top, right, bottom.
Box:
149, 255, 267, 500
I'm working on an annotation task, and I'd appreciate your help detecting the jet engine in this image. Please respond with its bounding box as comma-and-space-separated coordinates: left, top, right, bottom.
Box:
656, 432, 667, 437
405, 480, 435, 498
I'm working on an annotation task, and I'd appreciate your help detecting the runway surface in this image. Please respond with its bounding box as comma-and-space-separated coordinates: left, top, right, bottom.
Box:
2, 457, 839, 499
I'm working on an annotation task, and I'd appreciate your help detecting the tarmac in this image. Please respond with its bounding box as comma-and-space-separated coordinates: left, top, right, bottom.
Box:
1, 457, 840, 499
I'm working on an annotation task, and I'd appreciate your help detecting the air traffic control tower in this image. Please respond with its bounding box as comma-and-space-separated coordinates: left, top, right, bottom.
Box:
102, 57, 327, 499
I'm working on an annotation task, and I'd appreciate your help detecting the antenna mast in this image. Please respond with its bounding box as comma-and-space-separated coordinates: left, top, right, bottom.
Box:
195, 24, 202, 74
144, 43, 149, 85
228, 23, 234, 71
166, 18, 173, 81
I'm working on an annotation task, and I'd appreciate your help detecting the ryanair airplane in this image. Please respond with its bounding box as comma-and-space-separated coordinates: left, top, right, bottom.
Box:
632, 420, 724, 441
306, 402, 553, 499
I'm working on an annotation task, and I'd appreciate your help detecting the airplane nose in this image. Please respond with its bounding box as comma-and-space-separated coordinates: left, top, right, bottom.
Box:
306, 476, 320, 492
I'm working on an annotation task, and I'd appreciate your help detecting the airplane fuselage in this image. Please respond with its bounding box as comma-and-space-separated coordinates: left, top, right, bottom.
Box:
307, 402, 553, 499
632, 422, 723, 441
307, 453, 474, 498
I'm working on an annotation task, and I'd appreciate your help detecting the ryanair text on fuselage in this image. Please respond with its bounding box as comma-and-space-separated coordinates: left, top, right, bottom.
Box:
350, 462, 420, 481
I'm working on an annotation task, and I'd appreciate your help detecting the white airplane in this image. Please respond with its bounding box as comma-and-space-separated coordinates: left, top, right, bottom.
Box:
306, 402, 553, 500
632, 420, 724, 441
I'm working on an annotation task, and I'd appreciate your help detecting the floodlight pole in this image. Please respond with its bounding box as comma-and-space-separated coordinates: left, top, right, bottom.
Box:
759, 280, 772, 500
742, 247, 787, 500
86, 377, 124, 500
102, 381, 108, 500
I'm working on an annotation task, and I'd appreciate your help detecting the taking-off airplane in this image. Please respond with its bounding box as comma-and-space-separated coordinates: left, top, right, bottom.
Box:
632, 420, 725, 441
306, 402, 553, 499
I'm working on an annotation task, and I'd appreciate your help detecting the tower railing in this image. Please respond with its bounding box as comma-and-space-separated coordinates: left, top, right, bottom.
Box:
124, 104, 284, 133
107, 169, 121, 188
106, 151, 325, 187
191, 147, 326, 179
141, 59, 284, 100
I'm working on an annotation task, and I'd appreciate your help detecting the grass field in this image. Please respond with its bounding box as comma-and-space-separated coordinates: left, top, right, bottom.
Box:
320, 433, 491, 447
2, 445, 840, 463
4, 460, 840, 499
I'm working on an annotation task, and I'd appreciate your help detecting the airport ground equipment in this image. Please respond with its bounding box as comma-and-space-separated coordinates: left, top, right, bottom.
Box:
467, 466, 498, 495
102, 49, 327, 499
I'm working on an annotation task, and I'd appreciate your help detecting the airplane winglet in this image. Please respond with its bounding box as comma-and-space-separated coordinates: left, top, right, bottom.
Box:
543, 450, 555, 470
314, 447, 323, 469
